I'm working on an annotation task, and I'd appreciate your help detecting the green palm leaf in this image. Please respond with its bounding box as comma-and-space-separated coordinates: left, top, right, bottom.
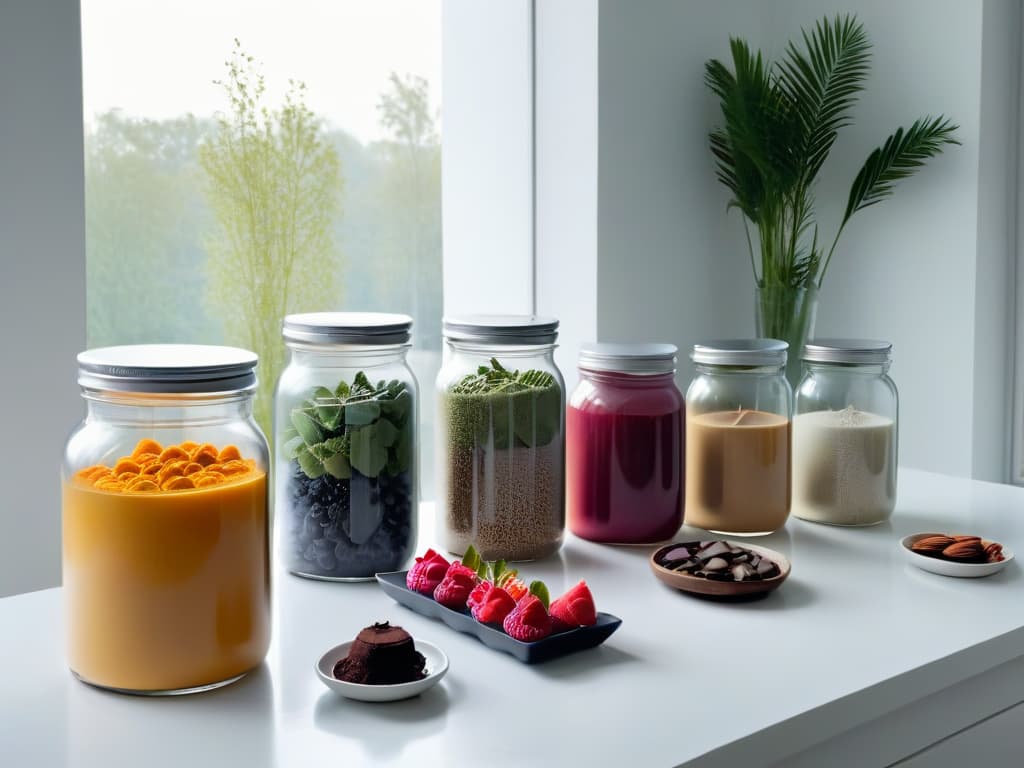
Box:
778, 15, 870, 185
843, 116, 960, 222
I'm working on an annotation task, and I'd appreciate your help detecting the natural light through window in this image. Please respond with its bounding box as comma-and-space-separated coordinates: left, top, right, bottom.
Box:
81, 0, 443, 495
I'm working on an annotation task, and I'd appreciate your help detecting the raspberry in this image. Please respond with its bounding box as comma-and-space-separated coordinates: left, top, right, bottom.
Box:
406, 548, 450, 595
467, 580, 493, 612
502, 594, 553, 642
432, 561, 478, 609
549, 580, 597, 628
471, 585, 516, 625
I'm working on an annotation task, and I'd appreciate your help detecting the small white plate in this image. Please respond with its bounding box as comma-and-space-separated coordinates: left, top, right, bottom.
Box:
315, 639, 448, 702
900, 533, 1014, 579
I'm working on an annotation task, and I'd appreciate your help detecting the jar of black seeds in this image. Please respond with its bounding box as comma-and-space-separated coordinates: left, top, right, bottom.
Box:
275, 313, 418, 580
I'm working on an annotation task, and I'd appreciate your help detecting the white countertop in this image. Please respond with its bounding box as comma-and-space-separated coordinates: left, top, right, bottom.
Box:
2, 468, 1023, 767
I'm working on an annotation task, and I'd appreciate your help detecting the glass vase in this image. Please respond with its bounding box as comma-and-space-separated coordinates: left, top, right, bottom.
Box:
754, 284, 818, 388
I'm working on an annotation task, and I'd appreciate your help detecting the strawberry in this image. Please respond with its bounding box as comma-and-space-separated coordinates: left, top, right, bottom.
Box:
502, 594, 553, 642
549, 580, 597, 629
467, 580, 493, 612
471, 585, 516, 625
432, 561, 478, 609
406, 548, 450, 595
502, 577, 528, 602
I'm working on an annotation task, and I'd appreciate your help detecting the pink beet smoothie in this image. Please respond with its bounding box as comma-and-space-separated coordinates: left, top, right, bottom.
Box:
567, 370, 684, 543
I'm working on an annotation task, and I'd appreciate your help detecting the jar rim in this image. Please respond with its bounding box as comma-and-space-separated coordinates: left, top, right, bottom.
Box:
443, 314, 559, 345
77, 344, 257, 395
283, 312, 413, 346
802, 338, 892, 364
579, 342, 677, 374
691, 338, 788, 367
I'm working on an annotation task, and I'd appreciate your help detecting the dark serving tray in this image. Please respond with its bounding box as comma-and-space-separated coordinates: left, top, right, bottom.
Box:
376, 571, 622, 664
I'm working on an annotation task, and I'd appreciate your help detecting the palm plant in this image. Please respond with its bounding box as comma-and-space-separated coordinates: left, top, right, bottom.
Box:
705, 15, 958, 379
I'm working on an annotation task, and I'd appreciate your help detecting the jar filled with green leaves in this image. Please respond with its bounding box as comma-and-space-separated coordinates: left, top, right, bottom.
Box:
276, 313, 417, 581
437, 315, 565, 561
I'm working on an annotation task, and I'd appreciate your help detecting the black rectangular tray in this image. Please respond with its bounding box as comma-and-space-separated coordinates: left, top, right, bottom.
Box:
376, 571, 622, 664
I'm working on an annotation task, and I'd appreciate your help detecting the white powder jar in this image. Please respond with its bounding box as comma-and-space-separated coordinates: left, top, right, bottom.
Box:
793, 340, 898, 526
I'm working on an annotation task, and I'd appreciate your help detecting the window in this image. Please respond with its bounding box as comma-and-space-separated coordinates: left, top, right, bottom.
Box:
81, 0, 443, 495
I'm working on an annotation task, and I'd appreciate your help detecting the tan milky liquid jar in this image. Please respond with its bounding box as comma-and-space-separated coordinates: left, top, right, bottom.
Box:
684, 340, 792, 535
62, 345, 270, 694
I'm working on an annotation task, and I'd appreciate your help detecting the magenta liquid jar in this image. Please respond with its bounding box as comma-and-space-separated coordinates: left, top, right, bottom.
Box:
567, 343, 684, 544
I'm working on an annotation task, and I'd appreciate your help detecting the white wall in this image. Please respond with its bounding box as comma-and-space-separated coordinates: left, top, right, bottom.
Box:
538, 0, 1018, 481
0, 0, 86, 596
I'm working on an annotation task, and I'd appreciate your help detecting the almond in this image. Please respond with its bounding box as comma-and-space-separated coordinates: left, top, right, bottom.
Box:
951, 535, 982, 543
911, 535, 955, 556
942, 540, 985, 561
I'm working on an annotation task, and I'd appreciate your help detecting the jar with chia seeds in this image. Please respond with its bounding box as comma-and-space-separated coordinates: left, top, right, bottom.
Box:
276, 313, 418, 580
437, 315, 565, 561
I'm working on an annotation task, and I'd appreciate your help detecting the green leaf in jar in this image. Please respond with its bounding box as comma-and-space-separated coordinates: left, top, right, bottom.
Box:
312, 387, 343, 429
309, 436, 348, 462
283, 435, 305, 459
349, 423, 388, 477
295, 446, 326, 479
291, 409, 323, 446
334, 379, 351, 398
322, 452, 352, 480
345, 400, 381, 426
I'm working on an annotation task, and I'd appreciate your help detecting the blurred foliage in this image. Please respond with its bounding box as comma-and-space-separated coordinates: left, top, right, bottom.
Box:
85, 43, 442, 449
199, 41, 343, 434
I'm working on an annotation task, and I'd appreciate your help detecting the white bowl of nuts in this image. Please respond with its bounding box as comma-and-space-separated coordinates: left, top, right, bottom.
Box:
901, 533, 1013, 578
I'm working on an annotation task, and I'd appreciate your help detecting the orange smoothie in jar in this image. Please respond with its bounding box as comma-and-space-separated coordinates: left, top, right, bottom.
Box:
62, 440, 270, 693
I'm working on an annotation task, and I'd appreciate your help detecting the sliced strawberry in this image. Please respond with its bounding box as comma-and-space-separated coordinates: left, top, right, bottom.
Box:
502, 577, 528, 602
406, 548, 450, 595
502, 594, 553, 642
471, 585, 516, 625
549, 580, 597, 628
432, 561, 478, 609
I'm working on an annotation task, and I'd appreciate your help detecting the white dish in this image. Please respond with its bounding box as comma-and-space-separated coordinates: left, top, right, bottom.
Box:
900, 533, 1013, 579
315, 638, 448, 702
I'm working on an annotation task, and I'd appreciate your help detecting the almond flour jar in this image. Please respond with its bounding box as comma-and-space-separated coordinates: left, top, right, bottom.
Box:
793, 339, 898, 526
684, 339, 791, 535
437, 315, 565, 561
62, 345, 270, 694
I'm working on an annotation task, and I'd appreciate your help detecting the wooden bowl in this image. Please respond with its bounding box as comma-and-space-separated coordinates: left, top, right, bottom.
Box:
649, 541, 791, 598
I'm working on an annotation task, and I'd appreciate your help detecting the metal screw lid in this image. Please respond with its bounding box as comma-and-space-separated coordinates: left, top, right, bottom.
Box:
803, 338, 892, 364
443, 314, 559, 345
282, 312, 413, 346
578, 342, 677, 375
691, 339, 788, 367
77, 344, 258, 394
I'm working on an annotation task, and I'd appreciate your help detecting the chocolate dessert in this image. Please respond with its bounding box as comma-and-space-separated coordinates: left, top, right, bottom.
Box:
333, 622, 427, 685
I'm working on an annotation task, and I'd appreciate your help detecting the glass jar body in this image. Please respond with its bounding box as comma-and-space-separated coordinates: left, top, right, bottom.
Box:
793, 362, 898, 526
567, 370, 684, 543
62, 391, 270, 694
436, 342, 565, 561
684, 365, 792, 535
275, 345, 419, 580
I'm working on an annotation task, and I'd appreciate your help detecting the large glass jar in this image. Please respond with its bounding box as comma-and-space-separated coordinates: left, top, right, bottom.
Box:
276, 313, 418, 580
437, 315, 565, 561
793, 339, 898, 526
567, 343, 684, 544
684, 339, 791, 535
62, 345, 270, 695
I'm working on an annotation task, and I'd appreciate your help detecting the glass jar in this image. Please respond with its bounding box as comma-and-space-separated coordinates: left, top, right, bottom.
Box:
62, 345, 270, 694
684, 339, 791, 535
567, 343, 684, 544
793, 339, 898, 526
437, 315, 565, 561
276, 313, 418, 580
